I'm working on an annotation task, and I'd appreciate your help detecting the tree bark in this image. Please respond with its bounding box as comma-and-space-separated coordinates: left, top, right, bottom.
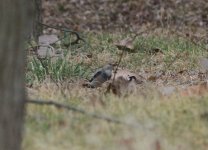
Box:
0, 1, 32, 150
32, 0, 42, 41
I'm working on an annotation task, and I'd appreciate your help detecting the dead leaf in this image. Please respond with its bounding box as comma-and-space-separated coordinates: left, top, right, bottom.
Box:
155, 140, 161, 150
112, 69, 143, 84
200, 112, 208, 121
86, 53, 93, 58
148, 75, 158, 82
37, 45, 55, 58
37, 45, 64, 62
109, 69, 139, 96
38, 34, 59, 45
111, 76, 137, 96
148, 48, 163, 55
114, 37, 136, 52
147, 71, 164, 82
37, 34, 64, 60
178, 70, 188, 74
180, 81, 208, 96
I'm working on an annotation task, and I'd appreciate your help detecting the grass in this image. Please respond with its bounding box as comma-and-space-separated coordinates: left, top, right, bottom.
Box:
26, 51, 91, 85
24, 29, 208, 150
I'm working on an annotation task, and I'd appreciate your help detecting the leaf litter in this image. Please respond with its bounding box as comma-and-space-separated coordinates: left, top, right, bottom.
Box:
31, 33, 208, 98
81, 53, 208, 97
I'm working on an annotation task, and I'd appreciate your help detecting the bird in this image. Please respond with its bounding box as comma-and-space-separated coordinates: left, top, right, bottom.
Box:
83, 64, 115, 88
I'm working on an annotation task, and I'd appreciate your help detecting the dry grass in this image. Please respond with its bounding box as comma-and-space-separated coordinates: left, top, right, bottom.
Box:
24, 29, 208, 150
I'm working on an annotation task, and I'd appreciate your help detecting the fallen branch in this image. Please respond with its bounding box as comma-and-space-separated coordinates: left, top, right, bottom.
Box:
27, 99, 141, 128
38, 22, 85, 46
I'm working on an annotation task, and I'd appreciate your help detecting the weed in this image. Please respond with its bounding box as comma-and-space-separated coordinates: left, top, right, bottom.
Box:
24, 30, 208, 150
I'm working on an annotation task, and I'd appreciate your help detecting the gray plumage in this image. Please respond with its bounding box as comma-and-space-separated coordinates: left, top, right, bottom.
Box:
87, 64, 114, 88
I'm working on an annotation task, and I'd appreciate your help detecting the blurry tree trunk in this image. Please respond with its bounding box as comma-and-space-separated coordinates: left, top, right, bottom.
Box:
32, 0, 42, 41
0, 0, 32, 150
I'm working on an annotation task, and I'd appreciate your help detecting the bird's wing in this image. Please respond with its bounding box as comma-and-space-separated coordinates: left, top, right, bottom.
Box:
89, 69, 102, 82
102, 70, 112, 80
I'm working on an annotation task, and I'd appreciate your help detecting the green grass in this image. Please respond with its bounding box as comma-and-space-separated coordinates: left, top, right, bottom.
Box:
24, 29, 208, 150
26, 56, 91, 85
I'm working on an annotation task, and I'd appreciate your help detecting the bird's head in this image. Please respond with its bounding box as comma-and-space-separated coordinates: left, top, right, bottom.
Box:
104, 64, 115, 71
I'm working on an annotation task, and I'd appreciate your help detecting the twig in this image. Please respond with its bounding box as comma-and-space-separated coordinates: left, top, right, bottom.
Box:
131, 25, 158, 41
112, 50, 125, 83
106, 26, 158, 92
27, 99, 141, 128
106, 49, 125, 93
38, 22, 85, 45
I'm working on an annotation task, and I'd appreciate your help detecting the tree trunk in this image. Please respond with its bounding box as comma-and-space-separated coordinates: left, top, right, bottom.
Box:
0, 1, 32, 150
32, 0, 43, 41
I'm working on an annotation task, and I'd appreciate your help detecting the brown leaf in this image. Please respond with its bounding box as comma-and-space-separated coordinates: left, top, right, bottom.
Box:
112, 69, 143, 84
114, 37, 136, 53
148, 48, 163, 55
109, 69, 139, 96
178, 69, 188, 74
86, 53, 93, 58
181, 81, 208, 96
148, 75, 157, 82
147, 71, 164, 82
155, 140, 161, 150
